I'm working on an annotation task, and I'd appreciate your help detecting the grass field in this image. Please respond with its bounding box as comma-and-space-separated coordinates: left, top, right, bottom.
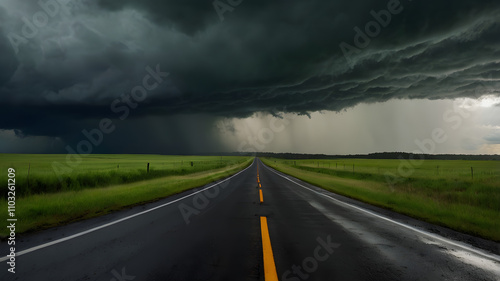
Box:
0, 154, 252, 236
0, 154, 249, 198
261, 157, 500, 241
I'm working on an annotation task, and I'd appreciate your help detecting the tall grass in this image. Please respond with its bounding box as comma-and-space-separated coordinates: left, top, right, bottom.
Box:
0, 154, 249, 198
0, 157, 253, 236
262, 158, 500, 241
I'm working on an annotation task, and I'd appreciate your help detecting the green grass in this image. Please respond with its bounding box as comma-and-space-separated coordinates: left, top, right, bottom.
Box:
0, 154, 249, 198
262, 157, 500, 241
0, 154, 252, 236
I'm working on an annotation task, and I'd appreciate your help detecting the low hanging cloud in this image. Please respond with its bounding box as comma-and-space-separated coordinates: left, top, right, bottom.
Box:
0, 0, 500, 151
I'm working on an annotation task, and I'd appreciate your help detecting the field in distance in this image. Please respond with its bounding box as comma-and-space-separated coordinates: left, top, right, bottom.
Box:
262, 157, 500, 241
0, 154, 251, 236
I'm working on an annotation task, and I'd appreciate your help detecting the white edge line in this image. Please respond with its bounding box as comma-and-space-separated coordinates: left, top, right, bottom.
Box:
1, 159, 255, 262
261, 160, 500, 263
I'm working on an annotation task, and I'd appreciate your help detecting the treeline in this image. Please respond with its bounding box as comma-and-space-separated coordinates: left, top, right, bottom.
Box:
215, 152, 500, 161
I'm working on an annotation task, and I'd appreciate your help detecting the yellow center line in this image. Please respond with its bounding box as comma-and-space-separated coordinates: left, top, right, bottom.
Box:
259, 189, 264, 204
260, 216, 278, 281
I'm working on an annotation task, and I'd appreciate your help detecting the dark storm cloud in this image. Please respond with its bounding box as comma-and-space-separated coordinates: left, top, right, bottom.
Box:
1, 0, 500, 151
96, 0, 218, 34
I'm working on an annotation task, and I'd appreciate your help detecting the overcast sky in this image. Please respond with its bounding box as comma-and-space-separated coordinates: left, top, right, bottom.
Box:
1, 0, 499, 155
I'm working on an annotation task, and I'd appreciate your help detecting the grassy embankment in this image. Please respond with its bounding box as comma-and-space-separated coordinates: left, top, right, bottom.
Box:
0, 154, 252, 236
261, 158, 500, 241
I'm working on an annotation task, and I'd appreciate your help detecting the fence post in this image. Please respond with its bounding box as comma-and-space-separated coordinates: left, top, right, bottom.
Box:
27, 163, 30, 188
147, 163, 150, 173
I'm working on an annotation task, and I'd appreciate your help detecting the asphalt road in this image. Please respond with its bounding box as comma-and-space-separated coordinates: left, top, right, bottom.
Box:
1, 158, 499, 280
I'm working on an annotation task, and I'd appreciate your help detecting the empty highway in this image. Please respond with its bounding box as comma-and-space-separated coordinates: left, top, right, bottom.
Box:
1, 158, 499, 280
